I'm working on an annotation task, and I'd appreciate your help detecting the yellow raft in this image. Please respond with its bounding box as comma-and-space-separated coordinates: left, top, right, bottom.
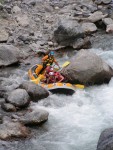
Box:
28, 64, 84, 95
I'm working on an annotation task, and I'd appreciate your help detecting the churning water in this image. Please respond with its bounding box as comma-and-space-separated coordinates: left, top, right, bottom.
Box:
1, 48, 113, 150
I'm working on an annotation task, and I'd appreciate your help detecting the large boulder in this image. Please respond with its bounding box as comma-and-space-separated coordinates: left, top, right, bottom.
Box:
0, 116, 29, 140
54, 19, 84, 46
6, 89, 30, 108
0, 45, 20, 67
61, 50, 113, 85
97, 128, 113, 150
19, 109, 49, 125
20, 81, 49, 102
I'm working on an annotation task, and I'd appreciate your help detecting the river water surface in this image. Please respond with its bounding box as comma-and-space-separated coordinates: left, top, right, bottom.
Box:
1, 48, 113, 150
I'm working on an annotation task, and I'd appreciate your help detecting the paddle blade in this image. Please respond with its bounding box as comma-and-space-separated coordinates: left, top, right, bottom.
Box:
75, 84, 85, 89
62, 61, 70, 68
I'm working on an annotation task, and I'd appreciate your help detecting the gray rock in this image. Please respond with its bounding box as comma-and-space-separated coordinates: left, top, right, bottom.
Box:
102, 0, 111, 4
16, 14, 29, 27
19, 109, 49, 125
82, 22, 97, 33
97, 128, 113, 150
88, 11, 107, 22
72, 38, 91, 49
20, 81, 49, 102
23, 0, 36, 6
94, 0, 102, 5
12, 6, 21, 14
102, 18, 113, 26
6, 89, 30, 108
1, 103, 16, 112
54, 19, 84, 46
106, 24, 113, 33
0, 45, 19, 67
0, 116, 29, 140
0, 27, 9, 42
61, 49, 113, 85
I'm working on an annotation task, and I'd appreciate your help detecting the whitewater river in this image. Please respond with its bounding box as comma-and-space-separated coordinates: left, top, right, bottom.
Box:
1, 48, 113, 150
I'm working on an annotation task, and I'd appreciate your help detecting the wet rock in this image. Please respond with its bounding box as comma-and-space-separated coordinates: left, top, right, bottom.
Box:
1, 103, 16, 112
0, 27, 9, 42
72, 38, 91, 49
20, 81, 49, 102
0, 116, 29, 140
88, 11, 107, 22
16, 14, 29, 27
102, 18, 113, 26
54, 19, 84, 46
82, 22, 97, 33
19, 109, 49, 125
106, 24, 113, 33
61, 49, 113, 85
0, 45, 19, 67
97, 128, 113, 150
6, 89, 30, 108
12, 6, 21, 14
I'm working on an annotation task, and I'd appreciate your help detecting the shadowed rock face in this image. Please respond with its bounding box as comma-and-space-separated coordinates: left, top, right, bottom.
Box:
20, 81, 49, 102
97, 128, 113, 150
54, 19, 84, 46
61, 49, 113, 85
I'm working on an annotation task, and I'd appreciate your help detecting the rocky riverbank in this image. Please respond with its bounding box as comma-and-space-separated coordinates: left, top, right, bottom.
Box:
0, 0, 113, 149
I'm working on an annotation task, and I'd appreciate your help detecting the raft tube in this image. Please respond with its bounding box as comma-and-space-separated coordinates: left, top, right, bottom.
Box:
28, 64, 84, 95
40, 83, 75, 95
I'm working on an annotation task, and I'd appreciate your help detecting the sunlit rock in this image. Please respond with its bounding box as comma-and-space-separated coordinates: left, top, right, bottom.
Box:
19, 109, 49, 125
6, 89, 30, 108
61, 49, 113, 85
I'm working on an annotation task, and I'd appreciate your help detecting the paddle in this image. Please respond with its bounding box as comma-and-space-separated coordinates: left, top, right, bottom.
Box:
75, 84, 85, 89
61, 61, 70, 68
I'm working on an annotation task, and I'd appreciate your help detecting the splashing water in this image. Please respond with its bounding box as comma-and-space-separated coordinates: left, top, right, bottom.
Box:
2, 48, 113, 150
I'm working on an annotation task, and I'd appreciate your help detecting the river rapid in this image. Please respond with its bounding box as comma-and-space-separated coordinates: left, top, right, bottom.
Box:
1, 48, 113, 150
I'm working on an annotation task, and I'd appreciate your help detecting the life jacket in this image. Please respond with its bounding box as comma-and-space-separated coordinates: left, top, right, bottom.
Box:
43, 55, 54, 65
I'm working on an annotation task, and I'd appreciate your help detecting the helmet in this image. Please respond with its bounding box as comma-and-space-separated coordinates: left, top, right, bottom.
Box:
49, 51, 54, 56
50, 68, 53, 71
49, 72, 54, 76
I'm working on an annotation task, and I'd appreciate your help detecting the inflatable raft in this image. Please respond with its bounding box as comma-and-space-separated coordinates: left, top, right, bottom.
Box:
28, 64, 84, 95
